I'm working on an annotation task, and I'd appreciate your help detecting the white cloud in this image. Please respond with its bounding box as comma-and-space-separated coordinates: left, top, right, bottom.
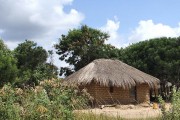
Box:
0, 0, 84, 44
0, 29, 3, 33
129, 20, 180, 43
101, 19, 180, 48
101, 17, 121, 48
0, 29, 4, 38
4, 41, 21, 50
0, 0, 84, 71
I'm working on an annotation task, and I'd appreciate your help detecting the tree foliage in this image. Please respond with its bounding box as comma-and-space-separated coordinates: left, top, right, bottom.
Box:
14, 40, 49, 86
0, 40, 18, 86
55, 25, 119, 76
14, 40, 48, 71
0, 39, 58, 87
120, 37, 180, 85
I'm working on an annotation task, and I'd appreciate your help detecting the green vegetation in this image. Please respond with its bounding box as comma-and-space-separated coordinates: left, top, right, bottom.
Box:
55, 25, 119, 76
0, 25, 179, 88
0, 79, 89, 120
14, 40, 49, 86
55, 26, 179, 90
0, 25, 180, 119
159, 87, 180, 120
120, 37, 180, 87
120, 37, 180, 100
0, 40, 18, 87
0, 39, 58, 87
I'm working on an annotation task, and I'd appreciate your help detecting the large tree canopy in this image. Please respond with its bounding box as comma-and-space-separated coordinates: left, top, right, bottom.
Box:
0, 39, 18, 86
55, 25, 119, 76
14, 40, 48, 85
14, 40, 48, 71
120, 37, 180, 85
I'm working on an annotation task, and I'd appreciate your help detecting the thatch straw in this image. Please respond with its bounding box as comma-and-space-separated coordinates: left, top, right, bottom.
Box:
64, 59, 160, 89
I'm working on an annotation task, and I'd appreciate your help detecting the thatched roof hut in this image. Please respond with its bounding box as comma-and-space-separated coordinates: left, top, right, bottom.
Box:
64, 59, 160, 89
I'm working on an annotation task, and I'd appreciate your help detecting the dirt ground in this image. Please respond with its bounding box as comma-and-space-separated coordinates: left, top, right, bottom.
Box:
75, 103, 171, 119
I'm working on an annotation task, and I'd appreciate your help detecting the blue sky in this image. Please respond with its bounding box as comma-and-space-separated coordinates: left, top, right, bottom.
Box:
71, 0, 180, 47
71, 0, 180, 29
0, 0, 180, 67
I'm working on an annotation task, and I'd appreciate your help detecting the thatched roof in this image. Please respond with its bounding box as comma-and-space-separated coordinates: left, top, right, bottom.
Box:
64, 59, 160, 89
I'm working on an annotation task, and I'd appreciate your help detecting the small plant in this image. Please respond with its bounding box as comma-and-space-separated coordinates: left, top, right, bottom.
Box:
158, 95, 166, 115
158, 86, 180, 120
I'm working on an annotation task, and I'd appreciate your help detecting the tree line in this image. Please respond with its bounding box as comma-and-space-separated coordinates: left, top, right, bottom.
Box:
0, 25, 180, 89
55, 25, 179, 86
0, 40, 58, 87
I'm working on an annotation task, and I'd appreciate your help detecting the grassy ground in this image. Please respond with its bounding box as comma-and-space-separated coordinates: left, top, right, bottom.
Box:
74, 112, 161, 120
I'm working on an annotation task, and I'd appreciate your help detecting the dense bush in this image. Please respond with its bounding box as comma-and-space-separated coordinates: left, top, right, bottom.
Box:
14, 40, 48, 86
0, 79, 89, 120
0, 39, 58, 87
159, 87, 180, 120
0, 40, 18, 86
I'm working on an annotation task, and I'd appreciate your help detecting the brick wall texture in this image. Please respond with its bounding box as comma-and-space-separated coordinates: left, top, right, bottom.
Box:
81, 82, 150, 105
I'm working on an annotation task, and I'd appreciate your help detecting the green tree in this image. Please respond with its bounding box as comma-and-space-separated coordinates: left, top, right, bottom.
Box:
55, 25, 119, 76
14, 40, 48, 71
14, 40, 48, 86
0, 40, 18, 86
120, 37, 180, 87
32, 63, 58, 81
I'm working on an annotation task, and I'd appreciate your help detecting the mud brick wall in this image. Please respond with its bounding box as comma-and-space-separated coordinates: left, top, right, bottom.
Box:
80, 82, 150, 105
136, 83, 150, 103
93, 84, 131, 104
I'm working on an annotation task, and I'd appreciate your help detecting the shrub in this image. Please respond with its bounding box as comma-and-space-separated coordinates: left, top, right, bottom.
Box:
0, 79, 89, 120
0, 84, 21, 120
159, 87, 180, 120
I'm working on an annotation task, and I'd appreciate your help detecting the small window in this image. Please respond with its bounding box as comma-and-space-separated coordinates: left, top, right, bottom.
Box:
110, 86, 114, 93
130, 86, 136, 97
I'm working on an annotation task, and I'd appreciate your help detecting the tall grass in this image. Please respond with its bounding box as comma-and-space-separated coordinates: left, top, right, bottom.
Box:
0, 79, 90, 120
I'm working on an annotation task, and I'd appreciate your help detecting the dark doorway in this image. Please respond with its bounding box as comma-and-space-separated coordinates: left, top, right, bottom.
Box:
130, 86, 137, 101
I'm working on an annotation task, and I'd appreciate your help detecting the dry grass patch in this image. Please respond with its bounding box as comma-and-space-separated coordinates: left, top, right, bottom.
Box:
74, 112, 161, 120
74, 104, 162, 120
74, 112, 123, 120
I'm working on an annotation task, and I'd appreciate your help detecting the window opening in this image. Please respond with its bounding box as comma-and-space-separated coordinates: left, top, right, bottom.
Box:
110, 86, 114, 93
